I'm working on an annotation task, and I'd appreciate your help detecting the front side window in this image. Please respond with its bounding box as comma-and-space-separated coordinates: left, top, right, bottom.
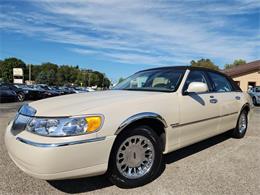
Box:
183, 70, 209, 92
113, 69, 185, 92
0, 85, 9, 90
208, 72, 232, 92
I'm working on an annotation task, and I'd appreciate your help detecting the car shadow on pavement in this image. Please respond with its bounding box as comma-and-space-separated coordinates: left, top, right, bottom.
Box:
48, 131, 231, 193
48, 174, 113, 193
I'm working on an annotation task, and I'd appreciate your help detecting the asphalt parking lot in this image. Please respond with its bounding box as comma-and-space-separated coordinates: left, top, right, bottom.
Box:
0, 102, 260, 195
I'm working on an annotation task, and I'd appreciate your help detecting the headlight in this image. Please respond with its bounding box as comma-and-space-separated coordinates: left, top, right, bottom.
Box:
26, 115, 103, 137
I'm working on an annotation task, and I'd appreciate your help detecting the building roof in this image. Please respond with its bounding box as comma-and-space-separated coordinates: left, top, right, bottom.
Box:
223, 60, 260, 77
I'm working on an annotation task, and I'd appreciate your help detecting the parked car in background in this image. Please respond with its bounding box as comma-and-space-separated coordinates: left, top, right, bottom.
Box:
14, 84, 48, 100
60, 87, 76, 94
73, 87, 90, 93
248, 86, 260, 105
1, 83, 26, 102
5, 66, 253, 188
48, 86, 65, 96
0, 84, 18, 102
86, 87, 95, 92
51, 86, 75, 95
29, 85, 60, 98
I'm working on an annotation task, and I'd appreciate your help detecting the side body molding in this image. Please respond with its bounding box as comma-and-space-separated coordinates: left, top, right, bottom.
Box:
115, 112, 167, 135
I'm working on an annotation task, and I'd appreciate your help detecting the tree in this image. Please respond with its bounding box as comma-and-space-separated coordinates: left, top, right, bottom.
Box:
103, 77, 111, 89
224, 59, 246, 70
36, 69, 56, 85
0, 57, 26, 82
0, 60, 3, 83
89, 72, 100, 86
0, 57, 111, 87
118, 77, 125, 83
36, 71, 48, 84
190, 58, 219, 70
56, 65, 80, 85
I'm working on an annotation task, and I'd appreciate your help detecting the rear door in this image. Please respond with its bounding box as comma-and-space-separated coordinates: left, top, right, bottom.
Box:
178, 70, 221, 148
207, 71, 241, 133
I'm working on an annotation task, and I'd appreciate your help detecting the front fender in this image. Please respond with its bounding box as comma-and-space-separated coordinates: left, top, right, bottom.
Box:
115, 112, 167, 135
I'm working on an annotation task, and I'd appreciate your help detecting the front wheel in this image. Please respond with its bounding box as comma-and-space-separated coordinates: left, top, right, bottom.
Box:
232, 109, 248, 138
108, 125, 163, 188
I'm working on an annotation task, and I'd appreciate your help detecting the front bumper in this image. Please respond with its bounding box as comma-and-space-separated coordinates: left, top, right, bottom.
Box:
5, 123, 116, 180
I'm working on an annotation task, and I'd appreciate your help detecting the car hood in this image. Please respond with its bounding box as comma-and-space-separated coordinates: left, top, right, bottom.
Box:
29, 90, 165, 117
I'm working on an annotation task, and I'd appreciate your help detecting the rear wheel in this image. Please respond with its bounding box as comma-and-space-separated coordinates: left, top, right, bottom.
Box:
232, 109, 248, 138
17, 92, 25, 102
108, 125, 163, 188
252, 97, 257, 105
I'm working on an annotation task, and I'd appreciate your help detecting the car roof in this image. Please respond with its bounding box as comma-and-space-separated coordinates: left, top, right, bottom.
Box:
138, 66, 227, 76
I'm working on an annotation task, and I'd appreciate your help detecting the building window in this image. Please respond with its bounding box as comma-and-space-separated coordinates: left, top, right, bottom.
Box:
234, 81, 240, 86
248, 82, 256, 91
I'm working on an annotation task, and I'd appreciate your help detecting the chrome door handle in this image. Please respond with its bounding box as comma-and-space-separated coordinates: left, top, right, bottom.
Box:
235, 96, 241, 100
210, 99, 218, 104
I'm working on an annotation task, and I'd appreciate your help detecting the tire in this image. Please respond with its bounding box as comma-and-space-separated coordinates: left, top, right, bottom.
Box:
107, 125, 163, 188
252, 97, 257, 106
232, 109, 248, 138
17, 92, 25, 102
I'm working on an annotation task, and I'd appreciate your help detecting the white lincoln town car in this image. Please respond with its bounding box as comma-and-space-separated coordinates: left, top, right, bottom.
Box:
5, 66, 252, 188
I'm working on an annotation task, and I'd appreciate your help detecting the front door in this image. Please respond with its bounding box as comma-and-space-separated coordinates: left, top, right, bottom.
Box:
178, 70, 221, 148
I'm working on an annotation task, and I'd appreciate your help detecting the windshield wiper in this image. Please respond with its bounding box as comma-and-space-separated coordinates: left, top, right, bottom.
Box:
119, 88, 172, 92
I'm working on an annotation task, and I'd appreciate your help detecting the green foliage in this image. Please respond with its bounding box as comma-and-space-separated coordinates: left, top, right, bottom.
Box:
0, 57, 111, 88
190, 58, 219, 70
36, 69, 56, 85
224, 59, 246, 70
0, 57, 26, 82
118, 77, 125, 83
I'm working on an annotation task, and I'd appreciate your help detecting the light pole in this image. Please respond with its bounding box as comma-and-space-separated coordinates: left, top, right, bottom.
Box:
29, 64, 31, 82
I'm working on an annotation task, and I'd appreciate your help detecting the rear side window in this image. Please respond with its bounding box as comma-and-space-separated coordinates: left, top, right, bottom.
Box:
255, 87, 260, 92
208, 72, 232, 92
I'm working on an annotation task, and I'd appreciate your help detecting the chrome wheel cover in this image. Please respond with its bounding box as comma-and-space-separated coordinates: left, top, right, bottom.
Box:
116, 135, 155, 179
238, 112, 247, 133
18, 93, 24, 102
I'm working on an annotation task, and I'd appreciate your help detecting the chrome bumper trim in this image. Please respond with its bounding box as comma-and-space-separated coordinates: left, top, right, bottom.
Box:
16, 136, 106, 148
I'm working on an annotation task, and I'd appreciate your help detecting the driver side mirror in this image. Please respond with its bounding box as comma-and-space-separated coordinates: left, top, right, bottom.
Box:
185, 82, 208, 94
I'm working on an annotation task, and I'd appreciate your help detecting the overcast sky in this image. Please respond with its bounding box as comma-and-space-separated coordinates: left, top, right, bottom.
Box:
0, 0, 259, 81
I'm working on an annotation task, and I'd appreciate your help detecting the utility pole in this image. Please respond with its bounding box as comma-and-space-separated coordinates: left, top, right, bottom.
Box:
102, 74, 105, 89
88, 72, 91, 87
29, 64, 31, 82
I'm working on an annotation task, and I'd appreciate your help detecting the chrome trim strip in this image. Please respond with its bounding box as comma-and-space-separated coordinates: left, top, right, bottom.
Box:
16, 136, 106, 148
222, 112, 239, 117
116, 112, 167, 135
171, 112, 238, 128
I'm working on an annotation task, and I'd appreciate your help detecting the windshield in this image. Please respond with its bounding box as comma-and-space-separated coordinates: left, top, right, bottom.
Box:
255, 86, 260, 92
14, 84, 27, 88
113, 69, 185, 92
40, 85, 51, 90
